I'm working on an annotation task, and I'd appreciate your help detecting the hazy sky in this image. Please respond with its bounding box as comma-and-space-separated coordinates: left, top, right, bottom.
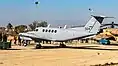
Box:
0, 0, 117, 26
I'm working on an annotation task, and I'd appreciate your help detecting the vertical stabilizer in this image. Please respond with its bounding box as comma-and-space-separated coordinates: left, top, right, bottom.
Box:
84, 15, 104, 33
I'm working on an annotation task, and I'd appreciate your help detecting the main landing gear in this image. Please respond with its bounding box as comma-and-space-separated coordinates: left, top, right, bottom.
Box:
35, 42, 42, 49
59, 42, 66, 48
35, 41, 67, 49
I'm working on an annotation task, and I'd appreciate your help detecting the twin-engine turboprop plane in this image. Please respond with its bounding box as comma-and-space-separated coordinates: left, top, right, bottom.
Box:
19, 15, 113, 48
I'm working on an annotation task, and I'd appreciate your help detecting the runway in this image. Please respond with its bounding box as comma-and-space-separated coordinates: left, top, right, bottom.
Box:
0, 43, 118, 66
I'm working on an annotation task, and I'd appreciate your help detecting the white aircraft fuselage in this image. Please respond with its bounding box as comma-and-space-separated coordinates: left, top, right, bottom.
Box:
20, 27, 95, 42
19, 15, 113, 43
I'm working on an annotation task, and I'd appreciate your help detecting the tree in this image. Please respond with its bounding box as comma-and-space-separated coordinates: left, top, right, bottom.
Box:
29, 20, 48, 30
7, 23, 13, 29
29, 24, 35, 31
0, 27, 5, 34
29, 21, 38, 30
15, 25, 27, 33
38, 21, 48, 27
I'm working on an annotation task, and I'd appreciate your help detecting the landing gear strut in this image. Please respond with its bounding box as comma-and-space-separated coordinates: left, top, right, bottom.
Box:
35, 42, 42, 49
59, 42, 66, 48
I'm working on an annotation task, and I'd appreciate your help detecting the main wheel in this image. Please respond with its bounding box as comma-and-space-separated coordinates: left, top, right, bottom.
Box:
59, 44, 66, 48
36, 44, 42, 49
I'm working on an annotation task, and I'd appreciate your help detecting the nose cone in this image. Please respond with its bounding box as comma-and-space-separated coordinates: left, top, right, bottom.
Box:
19, 33, 28, 36
19, 33, 32, 40
19, 32, 37, 38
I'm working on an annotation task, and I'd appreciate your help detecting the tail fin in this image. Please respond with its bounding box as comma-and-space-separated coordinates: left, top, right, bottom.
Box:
84, 15, 114, 33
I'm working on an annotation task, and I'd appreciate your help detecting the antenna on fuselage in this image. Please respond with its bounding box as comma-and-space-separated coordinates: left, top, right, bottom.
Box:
64, 25, 67, 29
47, 24, 51, 28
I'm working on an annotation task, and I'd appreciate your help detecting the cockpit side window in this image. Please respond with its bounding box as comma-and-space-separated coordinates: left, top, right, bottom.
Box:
42, 29, 45, 32
49, 30, 51, 32
35, 29, 38, 31
51, 30, 54, 33
45, 29, 48, 32
55, 30, 57, 33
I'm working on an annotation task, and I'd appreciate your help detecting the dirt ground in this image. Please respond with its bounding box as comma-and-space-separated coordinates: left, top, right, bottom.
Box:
1, 44, 118, 66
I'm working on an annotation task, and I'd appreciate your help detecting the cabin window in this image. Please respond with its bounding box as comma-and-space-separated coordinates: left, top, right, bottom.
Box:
42, 29, 57, 33
35, 29, 38, 31
51, 30, 54, 33
42, 29, 45, 32
48, 30, 51, 32
45, 29, 48, 32
54, 30, 57, 33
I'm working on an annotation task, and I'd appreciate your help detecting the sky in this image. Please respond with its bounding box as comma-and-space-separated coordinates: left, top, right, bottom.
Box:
0, 0, 117, 27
